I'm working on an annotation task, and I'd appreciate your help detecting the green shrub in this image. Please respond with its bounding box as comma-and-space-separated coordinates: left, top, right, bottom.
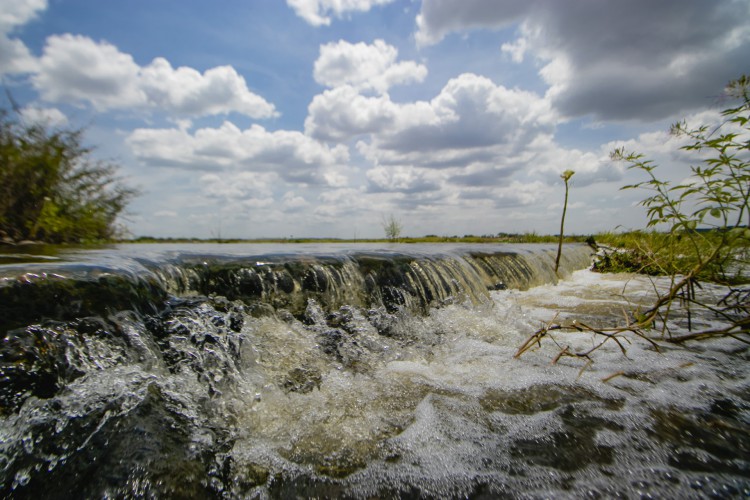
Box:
0, 110, 137, 243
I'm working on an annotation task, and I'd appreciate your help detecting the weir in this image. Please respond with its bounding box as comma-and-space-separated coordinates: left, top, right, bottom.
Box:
0, 243, 592, 332
1, 243, 748, 499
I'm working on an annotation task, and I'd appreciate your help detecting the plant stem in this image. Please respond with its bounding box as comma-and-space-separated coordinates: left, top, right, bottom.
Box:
555, 170, 574, 274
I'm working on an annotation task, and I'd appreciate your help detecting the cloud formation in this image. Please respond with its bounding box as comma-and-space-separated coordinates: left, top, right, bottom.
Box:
309, 73, 556, 173
127, 121, 350, 186
286, 0, 395, 26
306, 85, 398, 142
34, 34, 278, 119
416, 0, 750, 121
19, 105, 67, 127
314, 39, 427, 94
305, 68, 619, 214
0, 0, 45, 75
3, 0, 743, 238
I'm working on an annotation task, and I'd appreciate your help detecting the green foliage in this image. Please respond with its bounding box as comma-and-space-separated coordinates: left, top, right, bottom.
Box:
125, 234, 585, 245
611, 76, 750, 284
0, 110, 137, 243
600, 75, 750, 343
592, 230, 748, 281
518, 77, 750, 367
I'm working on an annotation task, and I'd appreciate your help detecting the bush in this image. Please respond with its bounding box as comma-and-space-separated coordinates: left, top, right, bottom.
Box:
0, 110, 138, 243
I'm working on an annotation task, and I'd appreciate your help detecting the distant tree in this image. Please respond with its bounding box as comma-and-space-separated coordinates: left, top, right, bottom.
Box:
0, 109, 138, 243
382, 214, 403, 242
554, 169, 575, 274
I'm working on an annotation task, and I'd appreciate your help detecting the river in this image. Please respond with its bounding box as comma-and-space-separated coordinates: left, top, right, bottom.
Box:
0, 243, 747, 498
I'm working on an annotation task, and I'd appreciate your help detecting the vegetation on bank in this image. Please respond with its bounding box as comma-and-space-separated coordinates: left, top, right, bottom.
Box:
0, 109, 137, 244
593, 229, 750, 284
121, 233, 591, 245
517, 75, 750, 365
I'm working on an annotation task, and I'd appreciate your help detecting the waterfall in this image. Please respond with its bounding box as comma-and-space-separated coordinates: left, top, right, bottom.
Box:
1, 243, 593, 331
1, 243, 746, 498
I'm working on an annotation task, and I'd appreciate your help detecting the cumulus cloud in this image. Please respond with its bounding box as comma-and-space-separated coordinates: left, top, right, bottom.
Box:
286, 0, 395, 26
301, 71, 627, 212
199, 171, 276, 201
306, 86, 398, 141
491, 180, 549, 207
295, 70, 635, 217
33, 34, 278, 119
415, 0, 750, 121
366, 165, 442, 193
282, 191, 309, 211
354, 73, 556, 169
0, 0, 45, 29
19, 105, 67, 127
314, 39, 427, 94
0, 0, 46, 75
310, 72, 558, 157
127, 121, 349, 186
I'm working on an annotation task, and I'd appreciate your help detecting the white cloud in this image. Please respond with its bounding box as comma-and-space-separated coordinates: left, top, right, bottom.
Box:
415, 0, 750, 121
302, 70, 615, 217
306, 85, 398, 141
314, 187, 371, 218
0, 0, 46, 30
19, 105, 67, 127
500, 37, 527, 63
0, 0, 46, 75
286, 0, 395, 26
139, 58, 278, 118
33, 34, 278, 119
34, 34, 146, 109
282, 191, 309, 210
500, 22, 532, 63
357, 73, 556, 168
366, 165, 443, 193
0, 35, 38, 75
492, 180, 549, 207
292, 70, 637, 220
199, 171, 275, 200
310, 72, 557, 158
314, 39, 427, 94
127, 121, 350, 186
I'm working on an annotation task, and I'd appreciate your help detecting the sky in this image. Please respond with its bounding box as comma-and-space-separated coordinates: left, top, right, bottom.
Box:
1, 0, 748, 239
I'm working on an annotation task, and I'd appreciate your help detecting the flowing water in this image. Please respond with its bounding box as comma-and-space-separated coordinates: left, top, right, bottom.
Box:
0, 243, 748, 498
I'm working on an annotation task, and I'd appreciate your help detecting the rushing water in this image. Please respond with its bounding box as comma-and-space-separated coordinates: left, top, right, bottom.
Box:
0, 243, 747, 498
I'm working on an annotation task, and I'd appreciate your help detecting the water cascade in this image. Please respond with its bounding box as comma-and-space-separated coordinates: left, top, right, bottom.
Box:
0, 243, 747, 498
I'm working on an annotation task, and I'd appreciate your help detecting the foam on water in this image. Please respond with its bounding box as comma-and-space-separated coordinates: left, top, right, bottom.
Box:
1, 255, 748, 497
199, 270, 749, 498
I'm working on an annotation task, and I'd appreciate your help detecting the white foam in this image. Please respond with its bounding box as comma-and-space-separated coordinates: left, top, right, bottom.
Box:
219, 269, 749, 497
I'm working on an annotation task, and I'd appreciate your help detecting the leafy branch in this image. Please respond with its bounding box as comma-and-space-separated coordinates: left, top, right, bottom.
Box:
517, 75, 750, 366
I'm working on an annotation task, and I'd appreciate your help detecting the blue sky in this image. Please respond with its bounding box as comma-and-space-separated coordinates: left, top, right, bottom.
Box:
2, 0, 748, 239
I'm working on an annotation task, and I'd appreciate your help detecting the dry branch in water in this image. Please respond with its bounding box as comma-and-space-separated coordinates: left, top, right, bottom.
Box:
513, 285, 750, 366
